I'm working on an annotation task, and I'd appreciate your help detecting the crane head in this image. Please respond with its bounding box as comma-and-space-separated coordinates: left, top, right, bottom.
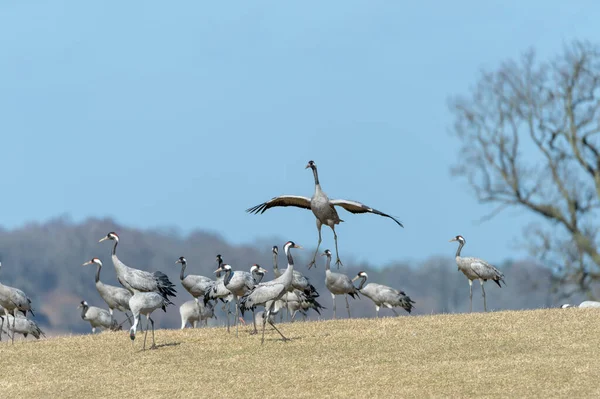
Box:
352, 271, 368, 282
82, 258, 102, 267
77, 300, 88, 309
449, 235, 465, 244
320, 249, 332, 257
99, 232, 119, 243
250, 264, 268, 274
272, 246, 278, 255
305, 160, 316, 169
176, 256, 186, 265
284, 241, 302, 251
215, 264, 232, 274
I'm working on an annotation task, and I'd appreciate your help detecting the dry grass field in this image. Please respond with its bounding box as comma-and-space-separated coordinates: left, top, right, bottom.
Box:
0, 308, 599, 398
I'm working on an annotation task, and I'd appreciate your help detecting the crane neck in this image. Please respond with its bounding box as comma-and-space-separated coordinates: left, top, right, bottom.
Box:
285, 247, 295, 271
223, 269, 233, 287
311, 166, 321, 187
324, 255, 331, 271
356, 276, 367, 290
215, 258, 223, 278
80, 305, 88, 320
95, 264, 102, 283
111, 240, 118, 256
273, 252, 279, 272
180, 263, 186, 281
455, 242, 464, 258
253, 271, 264, 284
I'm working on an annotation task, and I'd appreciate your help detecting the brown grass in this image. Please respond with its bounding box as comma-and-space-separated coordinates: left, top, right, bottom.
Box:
0, 308, 599, 398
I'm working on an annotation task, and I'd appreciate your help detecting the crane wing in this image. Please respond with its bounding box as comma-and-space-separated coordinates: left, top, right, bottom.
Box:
246, 195, 312, 214
330, 199, 404, 227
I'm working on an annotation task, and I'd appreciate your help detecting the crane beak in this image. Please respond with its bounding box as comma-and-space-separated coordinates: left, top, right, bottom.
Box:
259, 267, 268, 274
82, 261, 92, 266
448, 238, 457, 242
294, 244, 303, 249
175, 260, 181, 264
99, 236, 108, 243
213, 268, 222, 274
351, 276, 359, 282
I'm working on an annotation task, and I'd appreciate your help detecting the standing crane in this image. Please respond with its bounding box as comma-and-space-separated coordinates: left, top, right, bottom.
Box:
180, 299, 216, 329
98, 232, 176, 300
1, 314, 45, 340
78, 300, 120, 333
246, 160, 403, 268
203, 254, 234, 333
449, 235, 506, 312
240, 241, 302, 344
129, 292, 173, 350
174, 256, 214, 302
352, 271, 415, 317
272, 245, 319, 298
0, 262, 35, 344
82, 258, 133, 325
215, 263, 267, 337
322, 249, 359, 319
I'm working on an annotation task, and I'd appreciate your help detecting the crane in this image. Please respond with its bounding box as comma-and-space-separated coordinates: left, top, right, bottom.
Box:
240, 241, 302, 344
247, 160, 403, 268
352, 271, 415, 317
98, 232, 176, 300
82, 258, 133, 325
322, 249, 359, 319
449, 235, 506, 312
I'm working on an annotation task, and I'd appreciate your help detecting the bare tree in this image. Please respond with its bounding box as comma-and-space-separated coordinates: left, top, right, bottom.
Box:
449, 40, 600, 299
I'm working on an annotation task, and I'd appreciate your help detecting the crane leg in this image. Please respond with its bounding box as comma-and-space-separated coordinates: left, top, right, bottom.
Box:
125, 312, 133, 327
251, 310, 258, 335
143, 317, 149, 351
269, 319, 288, 342
234, 296, 239, 338
375, 306, 380, 318
391, 308, 400, 317
261, 304, 273, 345
12, 310, 16, 344
333, 228, 343, 268
468, 280, 473, 313
308, 223, 323, 269
149, 317, 156, 349
480, 279, 487, 312
332, 293, 336, 319
0, 315, 3, 341
345, 294, 351, 318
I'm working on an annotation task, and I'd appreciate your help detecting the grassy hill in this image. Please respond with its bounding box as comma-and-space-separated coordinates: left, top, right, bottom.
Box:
1, 308, 599, 398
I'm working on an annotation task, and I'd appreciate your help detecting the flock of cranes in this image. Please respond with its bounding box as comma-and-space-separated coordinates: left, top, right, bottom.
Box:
0, 159, 519, 349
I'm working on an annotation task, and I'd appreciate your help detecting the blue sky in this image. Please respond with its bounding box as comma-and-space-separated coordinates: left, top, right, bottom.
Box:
1, 1, 598, 266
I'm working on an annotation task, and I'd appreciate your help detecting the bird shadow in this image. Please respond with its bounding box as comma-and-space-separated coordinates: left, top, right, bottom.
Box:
135, 341, 181, 352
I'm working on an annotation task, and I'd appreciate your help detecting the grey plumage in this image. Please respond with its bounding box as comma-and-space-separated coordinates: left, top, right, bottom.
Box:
0, 262, 35, 343
272, 246, 319, 298
217, 263, 266, 337
247, 160, 403, 268
99, 232, 177, 300
352, 271, 415, 317
129, 291, 173, 350
450, 235, 506, 312
280, 290, 325, 321
561, 301, 600, 308
1, 314, 45, 340
203, 255, 234, 333
82, 258, 132, 324
240, 241, 302, 344
175, 256, 214, 299
180, 299, 216, 329
78, 300, 120, 333
322, 249, 359, 319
